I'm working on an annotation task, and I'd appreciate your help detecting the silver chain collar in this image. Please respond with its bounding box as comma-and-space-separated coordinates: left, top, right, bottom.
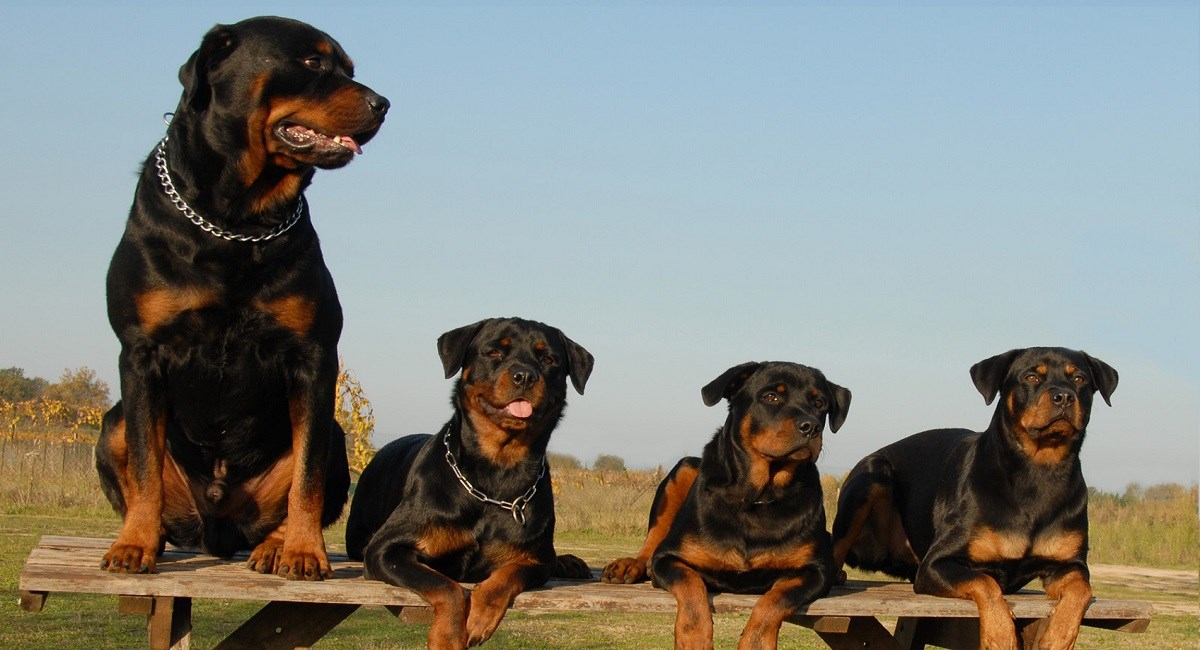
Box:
154, 136, 304, 243
443, 430, 545, 527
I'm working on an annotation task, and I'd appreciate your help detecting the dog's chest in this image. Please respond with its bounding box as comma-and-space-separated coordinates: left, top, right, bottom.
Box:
171, 300, 288, 349
139, 283, 314, 351
147, 296, 308, 421
965, 525, 1085, 565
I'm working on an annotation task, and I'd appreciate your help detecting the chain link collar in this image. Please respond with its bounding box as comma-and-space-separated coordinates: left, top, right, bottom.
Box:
443, 430, 545, 527
154, 136, 304, 243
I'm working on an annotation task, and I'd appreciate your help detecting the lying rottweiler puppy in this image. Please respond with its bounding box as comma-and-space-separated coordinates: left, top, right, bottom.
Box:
831, 347, 1118, 650
602, 361, 851, 649
95, 16, 387, 579
346, 317, 593, 649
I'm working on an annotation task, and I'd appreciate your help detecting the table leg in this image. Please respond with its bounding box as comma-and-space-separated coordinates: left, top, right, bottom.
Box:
119, 595, 192, 650
894, 616, 979, 649
18, 590, 47, 613
794, 615, 903, 649
214, 601, 359, 649
386, 604, 435, 624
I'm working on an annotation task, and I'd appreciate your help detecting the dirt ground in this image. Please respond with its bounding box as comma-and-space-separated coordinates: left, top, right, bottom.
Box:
1090, 564, 1199, 615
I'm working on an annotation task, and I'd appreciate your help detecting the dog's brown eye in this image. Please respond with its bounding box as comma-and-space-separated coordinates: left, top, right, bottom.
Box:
1072, 374, 1087, 385
486, 350, 503, 360
302, 56, 324, 71
761, 392, 781, 405
813, 399, 827, 409
541, 355, 555, 366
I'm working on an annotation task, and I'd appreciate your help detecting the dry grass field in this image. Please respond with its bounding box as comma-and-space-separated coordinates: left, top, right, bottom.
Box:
2, 438, 1196, 648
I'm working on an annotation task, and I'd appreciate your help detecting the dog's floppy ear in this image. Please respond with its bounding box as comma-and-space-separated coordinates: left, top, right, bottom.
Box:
178, 23, 238, 112
825, 380, 852, 433
437, 319, 489, 379
558, 331, 594, 395
1081, 352, 1119, 407
701, 362, 762, 407
970, 349, 1023, 405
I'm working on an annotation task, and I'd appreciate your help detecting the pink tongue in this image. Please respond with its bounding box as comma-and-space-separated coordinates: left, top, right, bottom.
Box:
505, 400, 533, 418
335, 135, 362, 154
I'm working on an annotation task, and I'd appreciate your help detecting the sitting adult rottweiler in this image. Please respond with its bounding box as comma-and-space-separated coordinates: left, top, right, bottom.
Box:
602, 361, 851, 649
345, 317, 594, 649
831, 347, 1118, 650
94, 16, 388, 580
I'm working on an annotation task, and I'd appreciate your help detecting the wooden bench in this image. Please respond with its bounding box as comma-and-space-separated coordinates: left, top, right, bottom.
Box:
19, 536, 1152, 649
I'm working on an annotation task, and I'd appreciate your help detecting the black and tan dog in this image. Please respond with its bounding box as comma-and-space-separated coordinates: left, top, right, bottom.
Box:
602, 361, 850, 649
346, 317, 593, 649
95, 16, 387, 580
831, 347, 1118, 649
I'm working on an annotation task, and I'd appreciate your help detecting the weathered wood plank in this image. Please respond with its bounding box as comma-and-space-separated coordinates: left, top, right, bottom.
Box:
18, 536, 1154, 624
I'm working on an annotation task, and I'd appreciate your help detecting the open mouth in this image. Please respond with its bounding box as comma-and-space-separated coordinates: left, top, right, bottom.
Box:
504, 399, 534, 419
476, 396, 536, 421
274, 122, 364, 156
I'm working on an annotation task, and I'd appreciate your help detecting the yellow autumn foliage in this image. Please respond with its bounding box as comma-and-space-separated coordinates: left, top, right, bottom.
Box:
0, 398, 104, 442
336, 360, 376, 472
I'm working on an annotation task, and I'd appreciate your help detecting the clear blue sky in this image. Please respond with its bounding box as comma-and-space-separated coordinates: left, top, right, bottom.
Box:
2, 2, 1196, 492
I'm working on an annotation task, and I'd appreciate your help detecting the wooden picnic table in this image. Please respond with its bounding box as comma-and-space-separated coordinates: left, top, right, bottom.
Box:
19, 536, 1152, 649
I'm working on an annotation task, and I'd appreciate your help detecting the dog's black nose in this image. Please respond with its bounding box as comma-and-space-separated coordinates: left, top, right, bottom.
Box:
797, 420, 817, 438
511, 367, 539, 388
1051, 390, 1075, 407
367, 92, 390, 116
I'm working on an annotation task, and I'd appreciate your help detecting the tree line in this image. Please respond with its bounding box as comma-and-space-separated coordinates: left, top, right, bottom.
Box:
1, 367, 111, 439
0, 367, 111, 410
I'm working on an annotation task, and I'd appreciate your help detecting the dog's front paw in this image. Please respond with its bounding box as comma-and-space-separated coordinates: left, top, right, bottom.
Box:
465, 581, 518, 646
275, 546, 333, 580
600, 556, 648, 584
978, 617, 1019, 650
247, 536, 284, 574
465, 600, 507, 647
427, 587, 470, 650
1034, 617, 1086, 650
553, 553, 592, 580
100, 538, 158, 574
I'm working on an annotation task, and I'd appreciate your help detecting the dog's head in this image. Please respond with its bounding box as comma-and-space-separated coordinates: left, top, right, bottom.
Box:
701, 361, 851, 491
176, 17, 388, 180
970, 347, 1118, 465
438, 317, 593, 467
